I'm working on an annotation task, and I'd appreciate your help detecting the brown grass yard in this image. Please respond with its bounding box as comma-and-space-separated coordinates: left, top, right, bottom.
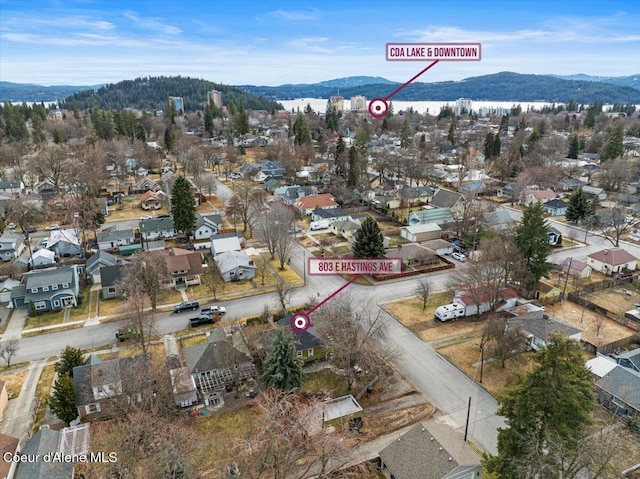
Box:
0, 367, 29, 399
545, 301, 637, 347
97, 297, 125, 316
23, 309, 64, 330
583, 285, 640, 316
32, 364, 55, 432
301, 369, 349, 397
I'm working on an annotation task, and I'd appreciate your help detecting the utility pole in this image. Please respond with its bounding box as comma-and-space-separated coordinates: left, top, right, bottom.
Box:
464, 396, 472, 442
562, 257, 573, 301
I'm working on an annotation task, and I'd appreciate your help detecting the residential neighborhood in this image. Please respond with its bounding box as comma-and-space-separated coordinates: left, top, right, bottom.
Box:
0, 37, 640, 479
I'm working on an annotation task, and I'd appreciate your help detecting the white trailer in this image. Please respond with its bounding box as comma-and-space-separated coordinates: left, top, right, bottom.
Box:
310, 220, 329, 230
434, 303, 466, 322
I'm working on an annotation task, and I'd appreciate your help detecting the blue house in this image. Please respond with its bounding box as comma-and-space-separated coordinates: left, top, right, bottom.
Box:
542, 198, 569, 216
11, 265, 81, 312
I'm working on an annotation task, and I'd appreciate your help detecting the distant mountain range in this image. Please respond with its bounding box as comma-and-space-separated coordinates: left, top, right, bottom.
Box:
0, 81, 100, 102
239, 72, 640, 104
552, 73, 640, 90
2, 72, 640, 106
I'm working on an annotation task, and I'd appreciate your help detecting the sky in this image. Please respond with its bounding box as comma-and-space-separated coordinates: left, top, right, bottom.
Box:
1, 0, 639, 87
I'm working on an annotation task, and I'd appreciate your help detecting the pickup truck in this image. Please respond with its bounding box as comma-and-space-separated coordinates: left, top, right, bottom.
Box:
189, 315, 214, 327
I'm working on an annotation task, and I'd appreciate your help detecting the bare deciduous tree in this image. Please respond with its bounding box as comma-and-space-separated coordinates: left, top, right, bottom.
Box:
314, 296, 394, 391
0, 339, 19, 367
202, 255, 226, 299
484, 315, 525, 368
414, 278, 431, 310
120, 251, 169, 312
274, 276, 293, 315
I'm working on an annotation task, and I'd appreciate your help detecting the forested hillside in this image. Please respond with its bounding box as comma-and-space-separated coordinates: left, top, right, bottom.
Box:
60, 76, 283, 112
240, 72, 640, 104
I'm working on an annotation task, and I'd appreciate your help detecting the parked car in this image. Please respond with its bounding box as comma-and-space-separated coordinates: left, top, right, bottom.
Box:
7, 223, 16, 230
288, 226, 302, 234
173, 301, 200, 313
140, 215, 153, 220
158, 214, 171, 219
201, 305, 227, 316
27, 226, 37, 233
229, 172, 242, 179
451, 252, 467, 262
45, 224, 59, 231
41, 238, 50, 247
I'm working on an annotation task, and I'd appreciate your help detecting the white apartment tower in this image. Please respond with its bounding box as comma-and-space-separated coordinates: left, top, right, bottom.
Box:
350, 95, 367, 112
329, 95, 345, 112
455, 98, 473, 115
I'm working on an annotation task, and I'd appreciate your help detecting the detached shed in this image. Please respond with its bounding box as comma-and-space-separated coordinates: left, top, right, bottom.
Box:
400, 223, 441, 243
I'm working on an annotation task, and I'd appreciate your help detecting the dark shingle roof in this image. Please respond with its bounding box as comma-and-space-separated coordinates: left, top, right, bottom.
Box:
430, 189, 463, 209
15, 427, 73, 479
99, 264, 126, 288
184, 341, 251, 374
277, 315, 324, 350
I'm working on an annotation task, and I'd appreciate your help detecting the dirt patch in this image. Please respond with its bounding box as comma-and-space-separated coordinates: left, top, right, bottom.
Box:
584, 285, 640, 316
545, 301, 637, 347
361, 403, 434, 439
0, 367, 29, 399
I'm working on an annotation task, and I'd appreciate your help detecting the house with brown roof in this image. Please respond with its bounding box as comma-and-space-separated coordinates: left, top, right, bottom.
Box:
164, 248, 204, 288
140, 190, 165, 210
453, 285, 519, 316
587, 248, 637, 276
0, 433, 19, 479
522, 188, 557, 206
294, 193, 339, 215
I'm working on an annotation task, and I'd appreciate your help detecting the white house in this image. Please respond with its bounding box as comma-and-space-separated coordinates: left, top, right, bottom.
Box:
193, 214, 222, 240
214, 250, 257, 282
508, 312, 582, 351
28, 248, 56, 268
0, 231, 26, 261
587, 248, 637, 276
211, 235, 242, 256
400, 223, 441, 243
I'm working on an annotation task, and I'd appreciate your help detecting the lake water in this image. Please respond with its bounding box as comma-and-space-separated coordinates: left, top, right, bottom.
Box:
279, 98, 557, 115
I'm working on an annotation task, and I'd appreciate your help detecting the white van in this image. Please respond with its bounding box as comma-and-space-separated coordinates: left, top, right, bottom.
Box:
310, 220, 329, 231
434, 303, 465, 322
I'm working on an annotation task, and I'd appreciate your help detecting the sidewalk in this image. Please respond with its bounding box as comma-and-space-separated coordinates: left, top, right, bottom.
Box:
0, 359, 46, 442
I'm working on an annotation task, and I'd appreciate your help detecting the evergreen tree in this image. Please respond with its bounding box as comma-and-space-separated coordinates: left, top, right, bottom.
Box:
400, 120, 411, 148
347, 146, 358, 186
52, 129, 63, 144
485, 335, 594, 478
292, 114, 311, 146
171, 176, 196, 235
584, 106, 597, 128
165, 99, 177, 124
54, 346, 85, 378
262, 329, 304, 391
567, 133, 580, 159
48, 375, 78, 423
601, 120, 624, 161
447, 120, 456, 146
233, 101, 249, 135
499, 114, 509, 135
203, 105, 214, 137
325, 102, 340, 132
565, 187, 590, 223
164, 127, 175, 153
514, 202, 552, 288
352, 217, 385, 258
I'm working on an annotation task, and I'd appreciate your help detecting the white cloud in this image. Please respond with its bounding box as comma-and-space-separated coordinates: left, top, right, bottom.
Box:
270, 9, 319, 21
122, 11, 181, 35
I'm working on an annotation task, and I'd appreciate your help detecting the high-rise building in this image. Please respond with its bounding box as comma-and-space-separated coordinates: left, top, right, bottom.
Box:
329, 95, 344, 112
455, 98, 472, 115
208, 90, 223, 108
169, 96, 185, 113
350, 95, 367, 112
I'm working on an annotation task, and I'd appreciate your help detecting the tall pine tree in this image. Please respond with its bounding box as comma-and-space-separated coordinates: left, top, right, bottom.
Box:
565, 187, 591, 223
352, 217, 385, 258
514, 202, 552, 289
171, 176, 196, 235
485, 335, 594, 478
567, 133, 580, 159
262, 329, 304, 391
48, 376, 78, 423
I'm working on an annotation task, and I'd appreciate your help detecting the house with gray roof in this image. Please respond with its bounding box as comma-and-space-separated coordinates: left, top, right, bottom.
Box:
595, 365, 640, 417
46, 229, 82, 257
73, 354, 147, 421
379, 421, 482, 479
97, 224, 136, 251
0, 180, 23, 198
330, 217, 361, 241
311, 206, 348, 224
11, 265, 81, 312
15, 426, 74, 479
430, 189, 465, 216
214, 250, 256, 282
28, 248, 56, 268
100, 264, 126, 299
542, 198, 569, 216
211, 235, 242, 256
194, 213, 223, 240
85, 250, 118, 284
0, 231, 25, 261
481, 208, 516, 231
508, 312, 581, 351
183, 327, 257, 394
613, 348, 640, 373
139, 217, 175, 241
274, 314, 326, 363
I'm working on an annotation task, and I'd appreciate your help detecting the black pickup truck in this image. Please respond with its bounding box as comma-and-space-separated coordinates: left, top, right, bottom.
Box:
189, 314, 214, 327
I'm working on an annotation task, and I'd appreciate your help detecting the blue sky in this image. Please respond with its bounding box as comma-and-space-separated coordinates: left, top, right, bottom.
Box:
1, 0, 638, 86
